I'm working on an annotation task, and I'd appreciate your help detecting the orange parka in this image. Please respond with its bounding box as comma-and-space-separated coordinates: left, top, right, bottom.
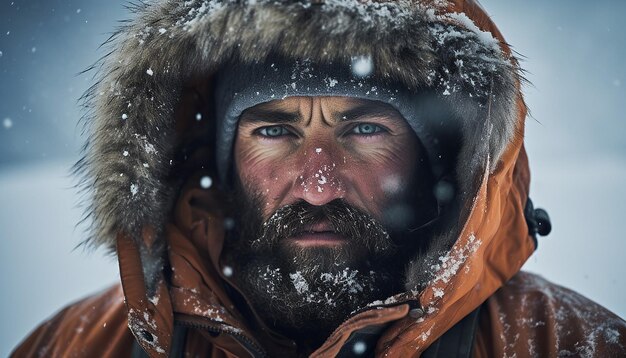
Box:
12, 0, 626, 357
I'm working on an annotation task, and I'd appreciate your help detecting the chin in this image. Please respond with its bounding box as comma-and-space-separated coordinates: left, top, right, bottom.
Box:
278, 240, 372, 273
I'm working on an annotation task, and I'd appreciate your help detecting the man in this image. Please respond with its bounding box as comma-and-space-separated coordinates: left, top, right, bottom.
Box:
12, 0, 626, 357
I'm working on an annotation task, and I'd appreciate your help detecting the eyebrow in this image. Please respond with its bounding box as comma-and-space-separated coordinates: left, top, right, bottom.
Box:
239, 101, 400, 124
336, 102, 400, 122
239, 108, 302, 124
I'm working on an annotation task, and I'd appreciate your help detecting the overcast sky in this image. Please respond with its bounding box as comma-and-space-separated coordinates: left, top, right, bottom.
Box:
1, 0, 625, 355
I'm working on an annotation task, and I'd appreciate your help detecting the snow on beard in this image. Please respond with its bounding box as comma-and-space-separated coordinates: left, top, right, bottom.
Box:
254, 199, 396, 265
222, 183, 405, 336
231, 188, 399, 274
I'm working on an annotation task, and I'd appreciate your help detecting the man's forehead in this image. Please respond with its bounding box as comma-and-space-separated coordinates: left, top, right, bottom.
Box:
240, 96, 403, 124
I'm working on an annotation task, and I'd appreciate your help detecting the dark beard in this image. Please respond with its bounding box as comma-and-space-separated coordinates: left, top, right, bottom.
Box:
251, 198, 396, 268
222, 182, 429, 349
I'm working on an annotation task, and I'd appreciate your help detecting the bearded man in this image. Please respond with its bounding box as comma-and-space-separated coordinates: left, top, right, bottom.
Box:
13, 0, 626, 357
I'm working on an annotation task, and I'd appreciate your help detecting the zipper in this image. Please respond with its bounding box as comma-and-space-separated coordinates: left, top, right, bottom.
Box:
174, 313, 267, 358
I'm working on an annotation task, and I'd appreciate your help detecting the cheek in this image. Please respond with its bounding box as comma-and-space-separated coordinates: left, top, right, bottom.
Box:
350, 161, 409, 210
237, 148, 273, 181
235, 142, 294, 213
351, 137, 418, 183
346, 136, 419, 210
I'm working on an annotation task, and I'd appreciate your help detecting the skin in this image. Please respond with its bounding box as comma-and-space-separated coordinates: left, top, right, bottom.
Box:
234, 96, 421, 246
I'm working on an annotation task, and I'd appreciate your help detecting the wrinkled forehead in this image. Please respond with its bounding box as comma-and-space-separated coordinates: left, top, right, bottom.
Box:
238, 96, 406, 125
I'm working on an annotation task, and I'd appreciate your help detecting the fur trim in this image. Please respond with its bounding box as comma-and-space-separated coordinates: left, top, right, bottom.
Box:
76, 0, 521, 289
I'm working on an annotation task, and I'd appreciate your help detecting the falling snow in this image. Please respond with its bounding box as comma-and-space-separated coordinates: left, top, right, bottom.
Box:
2, 3, 626, 356
381, 175, 401, 194
222, 265, 233, 277
200, 176, 213, 189
353, 341, 367, 355
351, 55, 374, 78
224, 217, 235, 230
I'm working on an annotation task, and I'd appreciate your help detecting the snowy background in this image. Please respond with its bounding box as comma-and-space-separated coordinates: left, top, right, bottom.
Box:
1, 0, 625, 355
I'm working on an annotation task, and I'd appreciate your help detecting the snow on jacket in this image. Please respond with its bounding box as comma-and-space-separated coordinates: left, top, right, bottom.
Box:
12, 0, 626, 357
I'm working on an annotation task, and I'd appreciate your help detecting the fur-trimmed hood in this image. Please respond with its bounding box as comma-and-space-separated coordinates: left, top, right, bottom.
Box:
79, 0, 519, 252
76, 0, 536, 355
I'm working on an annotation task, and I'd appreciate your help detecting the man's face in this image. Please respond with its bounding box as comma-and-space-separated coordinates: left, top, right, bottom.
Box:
225, 96, 433, 342
235, 96, 421, 230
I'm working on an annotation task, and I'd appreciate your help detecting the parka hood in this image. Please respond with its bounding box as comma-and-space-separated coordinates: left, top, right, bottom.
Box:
77, 0, 536, 356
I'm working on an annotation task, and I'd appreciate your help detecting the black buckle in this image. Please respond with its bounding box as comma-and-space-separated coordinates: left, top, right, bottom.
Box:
524, 198, 552, 249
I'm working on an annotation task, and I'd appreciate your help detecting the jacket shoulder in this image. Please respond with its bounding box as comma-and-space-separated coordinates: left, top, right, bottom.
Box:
474, 271, 626, 357
11, 284, 135, 358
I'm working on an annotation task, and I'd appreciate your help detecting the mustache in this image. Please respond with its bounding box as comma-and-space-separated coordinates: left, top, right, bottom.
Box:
251, 199, 394, 254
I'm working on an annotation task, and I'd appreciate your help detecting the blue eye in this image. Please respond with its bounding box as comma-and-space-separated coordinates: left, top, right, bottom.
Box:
258, 125, 289, 137
352, 123, 384, 135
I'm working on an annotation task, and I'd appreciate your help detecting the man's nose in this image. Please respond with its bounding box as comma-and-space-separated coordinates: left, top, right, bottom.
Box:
292, 145, 346, 206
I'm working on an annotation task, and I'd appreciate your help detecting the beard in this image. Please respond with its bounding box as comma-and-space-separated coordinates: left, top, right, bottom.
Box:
222, 179, 434, 348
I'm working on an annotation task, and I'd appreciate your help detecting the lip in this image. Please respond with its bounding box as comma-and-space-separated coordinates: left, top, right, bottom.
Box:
289, 219, 347, 247
290, 232, 347, 247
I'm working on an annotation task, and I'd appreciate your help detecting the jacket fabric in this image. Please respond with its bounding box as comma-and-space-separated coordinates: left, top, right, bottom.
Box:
13, 0, 626, 357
